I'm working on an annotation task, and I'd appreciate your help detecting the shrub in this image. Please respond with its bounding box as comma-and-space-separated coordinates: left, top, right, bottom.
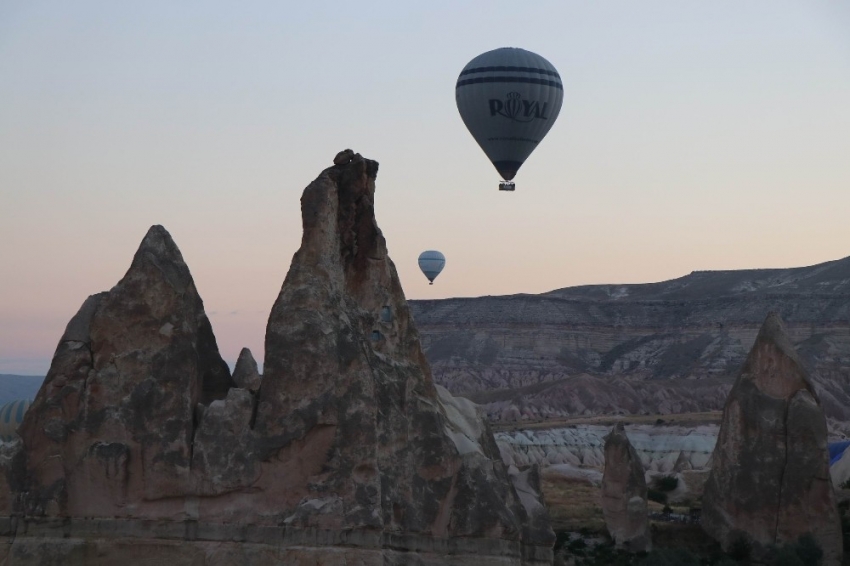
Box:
655, 475, 679, 492
773, 547, 804, 566
567, 536, 588, 555
728, 536, 752, 562
638, 548, 700, 566
553, 530, 571, 553
574, 541, 635, 566
647, 488, 667, 505
792, 533, 823, 566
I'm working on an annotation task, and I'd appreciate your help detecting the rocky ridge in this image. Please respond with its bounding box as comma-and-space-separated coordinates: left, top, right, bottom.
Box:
410, 257, 850, 424
0, 152, 553, 565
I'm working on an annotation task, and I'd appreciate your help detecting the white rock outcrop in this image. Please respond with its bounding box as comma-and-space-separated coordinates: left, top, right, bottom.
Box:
496, 424, 717, 473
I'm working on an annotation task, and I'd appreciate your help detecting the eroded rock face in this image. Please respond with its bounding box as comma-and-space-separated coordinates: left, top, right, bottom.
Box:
14, 226, 233, 517
1, 152, 553, 565
600, 423, 651, 552
252, 152, 552, 559
409, 258, 850, 424
702, 312, 842, 565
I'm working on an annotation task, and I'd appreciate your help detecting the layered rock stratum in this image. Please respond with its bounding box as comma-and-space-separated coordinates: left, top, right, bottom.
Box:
497, 423, 717, 473
702, 313, 842, 565
410, 258, 850, 425
0, 152, 553, 565
600, 423, 650, 552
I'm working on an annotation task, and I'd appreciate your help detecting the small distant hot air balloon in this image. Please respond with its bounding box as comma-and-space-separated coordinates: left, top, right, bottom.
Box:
456, 47, 564, 191
418, 251, 445, 285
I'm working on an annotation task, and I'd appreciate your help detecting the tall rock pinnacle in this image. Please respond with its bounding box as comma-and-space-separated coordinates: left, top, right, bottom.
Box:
255, 151, 553, 551
702, 312, 842, 564
601, 423, 651, 552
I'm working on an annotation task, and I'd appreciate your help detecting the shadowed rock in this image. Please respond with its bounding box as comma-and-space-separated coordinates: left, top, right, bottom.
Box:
253, 151, 553, 561
14, 225, 233, 517
231, 347, 261, 392
601, 423, 651, 552
702, 312, 842, 565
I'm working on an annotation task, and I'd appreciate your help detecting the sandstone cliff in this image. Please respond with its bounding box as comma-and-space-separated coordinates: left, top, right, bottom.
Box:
0, 152, 553, 565
702, 313, 842, 565
410, 258, 850, 424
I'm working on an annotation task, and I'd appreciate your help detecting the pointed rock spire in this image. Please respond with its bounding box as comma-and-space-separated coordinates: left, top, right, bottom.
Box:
601, 422, 651, 552
702, 312, 842, 564
17, 224, 232, 516
254, 150, 553, 555
231, 347, 261, 393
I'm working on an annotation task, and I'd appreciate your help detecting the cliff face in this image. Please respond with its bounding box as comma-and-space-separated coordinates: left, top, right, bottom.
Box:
0, 151, 553, 566
410, 258, 850, 423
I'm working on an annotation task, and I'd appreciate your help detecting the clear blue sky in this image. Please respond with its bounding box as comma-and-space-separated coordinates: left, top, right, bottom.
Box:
2, 1, 849, 374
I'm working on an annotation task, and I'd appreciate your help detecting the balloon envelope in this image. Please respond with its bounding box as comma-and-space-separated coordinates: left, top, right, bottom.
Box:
418, 251, 446, 284
456, 47, 563, 181
0, 399, 31, 442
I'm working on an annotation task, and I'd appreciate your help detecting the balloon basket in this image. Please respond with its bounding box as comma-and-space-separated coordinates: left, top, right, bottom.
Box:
498, 181, 515, 191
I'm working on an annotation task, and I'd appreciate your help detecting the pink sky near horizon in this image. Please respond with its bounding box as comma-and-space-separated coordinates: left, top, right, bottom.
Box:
2, 1, 849, 375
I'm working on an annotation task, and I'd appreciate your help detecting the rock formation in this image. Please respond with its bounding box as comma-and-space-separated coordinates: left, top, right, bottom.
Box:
600, 423, 651, 552
231, 347, 261, 393
409, 258, 850, 423
14, 225, 234, 518
702, 312, 842, 565
0, 151, 554, 565
496, 423, 717, 472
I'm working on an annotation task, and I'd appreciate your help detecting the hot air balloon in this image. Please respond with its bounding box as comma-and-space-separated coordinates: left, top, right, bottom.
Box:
456, 47, 563, 191
0, 399, 31, 442
418, 251, 445, 285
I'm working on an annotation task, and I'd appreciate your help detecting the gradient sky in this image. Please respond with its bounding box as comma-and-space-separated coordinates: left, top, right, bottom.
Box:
2, 1, 849, 375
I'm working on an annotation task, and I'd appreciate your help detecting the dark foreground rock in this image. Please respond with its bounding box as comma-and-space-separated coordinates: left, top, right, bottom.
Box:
600, 423, 651, 552
0, 151, 553, 565
702, 312, 842, 565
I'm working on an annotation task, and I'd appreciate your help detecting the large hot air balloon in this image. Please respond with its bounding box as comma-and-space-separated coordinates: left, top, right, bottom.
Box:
418, 251, 445, 285
456, 47, 563, 191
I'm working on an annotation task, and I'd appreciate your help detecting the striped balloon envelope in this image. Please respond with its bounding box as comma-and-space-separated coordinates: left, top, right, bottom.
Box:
418, 250, 446, 284
456, 48, 563, 190
0, 399, 31, 442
